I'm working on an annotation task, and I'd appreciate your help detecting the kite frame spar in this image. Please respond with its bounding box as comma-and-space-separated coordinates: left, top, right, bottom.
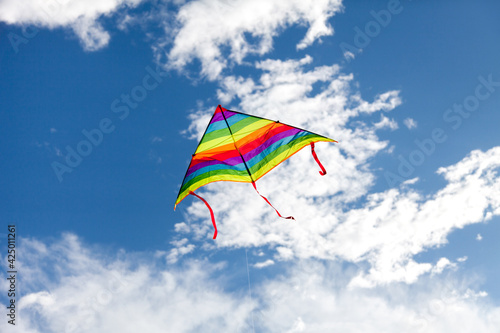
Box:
175, 105, 337, 238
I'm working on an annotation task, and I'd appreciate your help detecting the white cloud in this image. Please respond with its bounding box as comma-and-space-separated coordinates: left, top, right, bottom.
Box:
164, 0, 343, 79
404, 117, 418, 129
183, 56, 400, 217
476, 233, 483, 241
325, 146, 500, 286
179, 55, 397, 239
287, 317, 306, 332
3, 235, 500, 333
0, 0, 144, 50
254, 259, 275, 269
403, 177, 419, 185
432, 257, 456, 275
2, 0, 343, 71
253, 262, 500, 333
374, 114, 398, 130
343, 50, 356, 61
174, 222, 191, 233
177, 55, 500, 287
166, 238, 195, 264
1, 234, 252, 332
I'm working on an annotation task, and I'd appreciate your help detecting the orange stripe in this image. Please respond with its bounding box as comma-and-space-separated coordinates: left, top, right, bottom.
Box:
197, 122, 277, 156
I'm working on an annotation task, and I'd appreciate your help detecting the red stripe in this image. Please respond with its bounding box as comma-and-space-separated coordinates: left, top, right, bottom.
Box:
190, 122, 294, 168
214, 105, 225, 114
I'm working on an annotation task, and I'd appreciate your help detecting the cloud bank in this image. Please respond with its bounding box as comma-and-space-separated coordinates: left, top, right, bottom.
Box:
164, 0, 343, 79
1, 0, 343, 70
0, 0, 146, 51
176, 54, 500, 287
1, 235, 500, 332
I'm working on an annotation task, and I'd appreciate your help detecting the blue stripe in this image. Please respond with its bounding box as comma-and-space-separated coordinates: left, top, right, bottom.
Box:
206, 114, 249, 133
246, 131, 311, 169
182, 160, 248, 185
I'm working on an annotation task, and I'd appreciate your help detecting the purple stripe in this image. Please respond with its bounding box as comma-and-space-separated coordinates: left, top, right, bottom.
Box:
210, 110, 237, 124
242, 128, 302, 161
186, 154, 245, 178
211, 128, 302, 166
186, 127, 302, 178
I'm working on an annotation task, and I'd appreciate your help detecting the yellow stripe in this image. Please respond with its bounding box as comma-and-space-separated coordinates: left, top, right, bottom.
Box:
196, 134, 234, 154
251, 146, 295, 180
196, 118, 271, 154
232, 119, 272, 142
175, 173, 253, 206
252, 138, 333, 180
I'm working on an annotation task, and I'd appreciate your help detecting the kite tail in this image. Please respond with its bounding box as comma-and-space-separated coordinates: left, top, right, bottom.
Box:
251, 182, 295, 221
190, 191, 218, 239
310, 142, 327, 176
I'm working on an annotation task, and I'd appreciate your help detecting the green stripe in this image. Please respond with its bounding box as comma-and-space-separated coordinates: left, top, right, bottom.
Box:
229, 115, 263, 134
180, 167, 250, 194
199, 126, 231, 146
198, 116, 267, 150
189, 133, 323, 192
201, 116, 260, 143
248, 133, 321, 175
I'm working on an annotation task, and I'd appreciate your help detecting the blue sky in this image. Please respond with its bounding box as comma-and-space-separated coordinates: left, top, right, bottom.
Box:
1, 0, 500, 331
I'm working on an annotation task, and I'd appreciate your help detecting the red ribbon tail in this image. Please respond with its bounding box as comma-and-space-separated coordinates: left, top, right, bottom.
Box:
251, 182, 294, 220
311, 142, 327, 176
190, 191, 217, 239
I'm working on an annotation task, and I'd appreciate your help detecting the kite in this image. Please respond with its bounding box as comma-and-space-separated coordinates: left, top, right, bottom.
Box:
175, 105, 337, 239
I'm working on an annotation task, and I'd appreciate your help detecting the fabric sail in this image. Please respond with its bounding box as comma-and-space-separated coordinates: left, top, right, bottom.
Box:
174, 105, 337, 238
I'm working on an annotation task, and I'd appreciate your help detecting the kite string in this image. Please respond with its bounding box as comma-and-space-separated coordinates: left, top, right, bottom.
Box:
311, 142, 327, 176
189, 191, 218, 239
245, 249, 256, 333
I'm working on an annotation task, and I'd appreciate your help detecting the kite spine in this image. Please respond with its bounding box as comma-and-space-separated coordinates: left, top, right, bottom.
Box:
218, 105, 255, 183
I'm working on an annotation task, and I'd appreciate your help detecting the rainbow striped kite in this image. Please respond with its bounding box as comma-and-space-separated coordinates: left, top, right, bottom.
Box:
175, 105, 337, 238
